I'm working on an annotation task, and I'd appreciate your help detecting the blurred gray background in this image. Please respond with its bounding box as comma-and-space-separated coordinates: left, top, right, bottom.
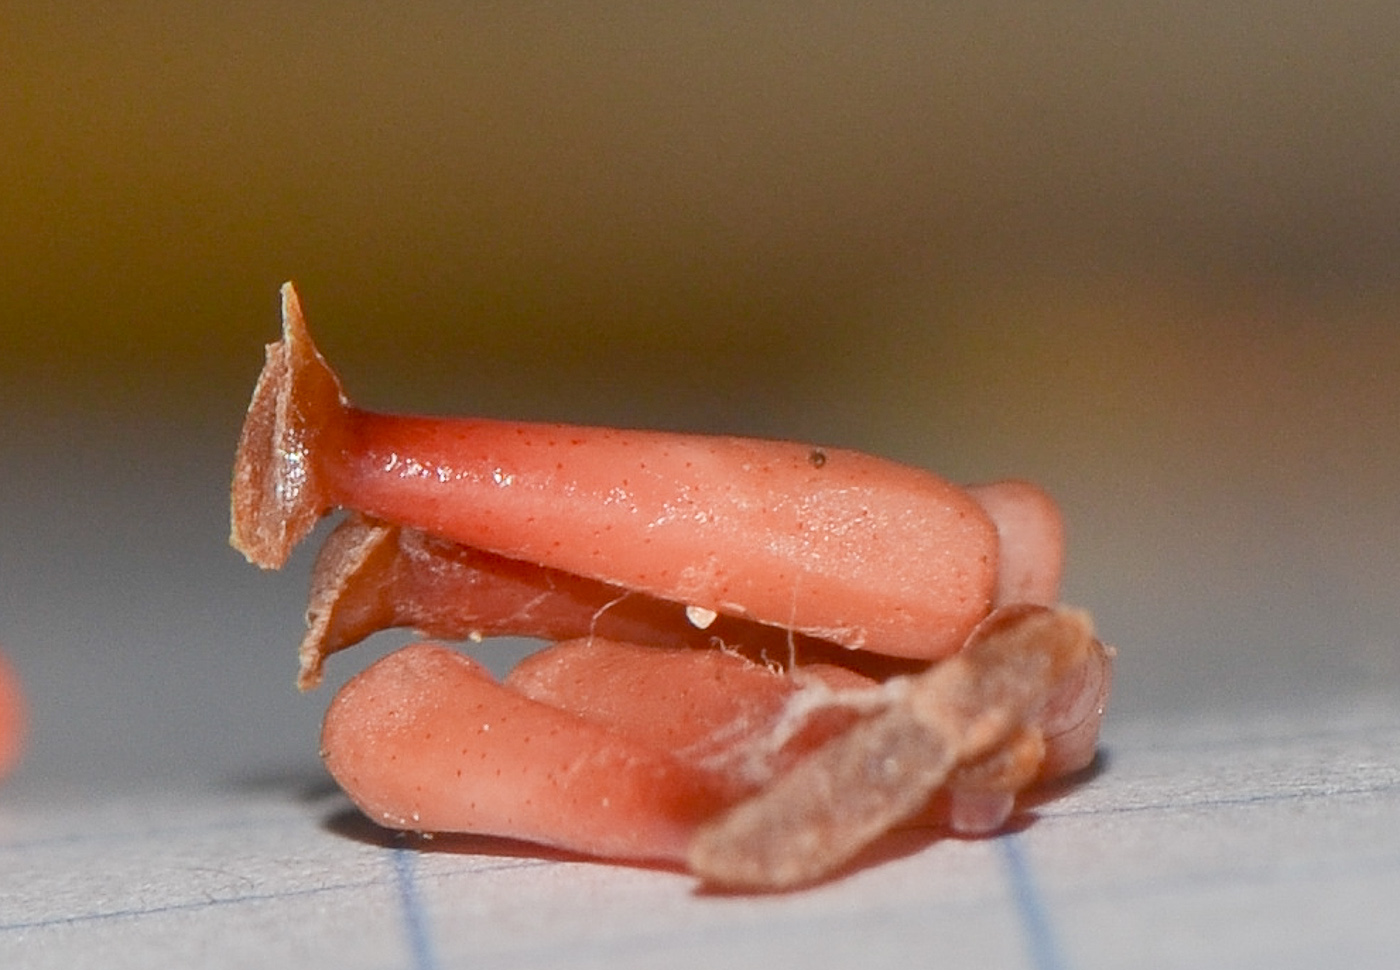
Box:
2, 3, 1398, 796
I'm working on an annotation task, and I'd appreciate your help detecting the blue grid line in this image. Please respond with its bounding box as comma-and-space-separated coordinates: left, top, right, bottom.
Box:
0, 875, 383, 934
1037, 774, 1400, 821
392, 847, 440, 970
999, 833, 1067, 970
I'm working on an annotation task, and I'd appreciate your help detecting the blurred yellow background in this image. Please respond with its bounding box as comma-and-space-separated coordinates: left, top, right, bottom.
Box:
2, 5, 1398, 785
7, 5, 1397, 414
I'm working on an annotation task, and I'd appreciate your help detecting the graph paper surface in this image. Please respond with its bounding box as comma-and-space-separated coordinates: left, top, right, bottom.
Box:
4, 703, 1399, 970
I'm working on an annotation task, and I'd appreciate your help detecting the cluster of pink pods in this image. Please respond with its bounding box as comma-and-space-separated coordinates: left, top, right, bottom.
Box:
231, 284, 1113, 890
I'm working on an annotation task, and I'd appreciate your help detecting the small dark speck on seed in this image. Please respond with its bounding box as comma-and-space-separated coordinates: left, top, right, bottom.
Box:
808, 449, 827, 468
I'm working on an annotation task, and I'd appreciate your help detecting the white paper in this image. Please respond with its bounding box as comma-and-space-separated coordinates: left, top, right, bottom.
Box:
4, 701, 1399, 970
